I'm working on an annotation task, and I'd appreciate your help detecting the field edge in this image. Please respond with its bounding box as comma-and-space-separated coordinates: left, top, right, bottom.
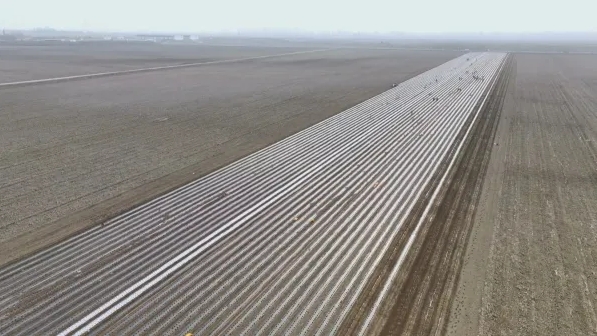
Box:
336, 53, 513, 335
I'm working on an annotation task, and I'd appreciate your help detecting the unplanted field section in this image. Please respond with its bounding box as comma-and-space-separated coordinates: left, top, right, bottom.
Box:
0, 52, 506, 335
448, 53, 597, 336
0, 43, 311, 82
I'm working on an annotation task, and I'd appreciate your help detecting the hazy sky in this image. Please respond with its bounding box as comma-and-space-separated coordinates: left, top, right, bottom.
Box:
2, 0, 596, 33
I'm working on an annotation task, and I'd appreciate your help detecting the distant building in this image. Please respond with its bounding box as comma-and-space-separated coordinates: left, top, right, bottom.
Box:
1, 29, 26, 41
137, 34, 175, 42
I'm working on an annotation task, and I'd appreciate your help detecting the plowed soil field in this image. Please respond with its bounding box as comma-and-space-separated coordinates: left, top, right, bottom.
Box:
449, 53, 597, 336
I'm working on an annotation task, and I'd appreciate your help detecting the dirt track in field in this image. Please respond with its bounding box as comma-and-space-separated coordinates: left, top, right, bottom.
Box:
0, 47, 460, 267
448, 53, 597, 335
0, 44, 311, 82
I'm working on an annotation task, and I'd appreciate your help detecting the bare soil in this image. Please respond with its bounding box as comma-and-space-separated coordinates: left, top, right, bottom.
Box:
449, 53, 597, 335
0, 43, 311, 82
0, 47, 460, 267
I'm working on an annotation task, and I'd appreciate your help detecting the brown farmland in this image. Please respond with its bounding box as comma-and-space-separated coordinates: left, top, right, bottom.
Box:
4, 43, 597, 336
448, 53, 597, 336
0, 43, 312, 82
0, 46, 460, 266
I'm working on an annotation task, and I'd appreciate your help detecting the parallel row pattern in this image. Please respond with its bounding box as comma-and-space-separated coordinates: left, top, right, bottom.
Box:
0, 52, 507, 335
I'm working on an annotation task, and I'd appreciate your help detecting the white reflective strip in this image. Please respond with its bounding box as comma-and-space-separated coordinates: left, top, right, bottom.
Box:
0, 49, 332, 88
